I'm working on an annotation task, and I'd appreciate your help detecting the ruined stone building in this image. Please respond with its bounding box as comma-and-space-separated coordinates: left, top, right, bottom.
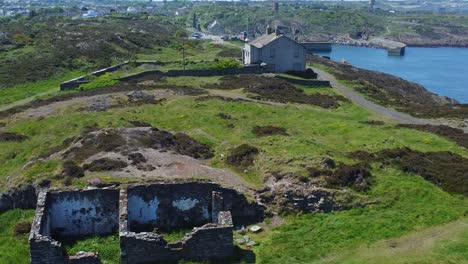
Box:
243, 26, 306, 72
29, 182, 263, 264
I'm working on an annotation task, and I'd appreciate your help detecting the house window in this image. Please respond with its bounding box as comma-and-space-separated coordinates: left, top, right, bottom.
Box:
270, 47, 275, 58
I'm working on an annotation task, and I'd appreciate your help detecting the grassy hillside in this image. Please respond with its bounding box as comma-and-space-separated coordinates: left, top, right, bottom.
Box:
189, 3, 468, 46
1, 77, 466, 188
0, 72, 467, 263
0, 16, 467, 262
0, 15, 177, 88
255, 168, 467, 263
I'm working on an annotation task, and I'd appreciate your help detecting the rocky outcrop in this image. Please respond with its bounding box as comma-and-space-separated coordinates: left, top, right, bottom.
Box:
257, 174, 362, 215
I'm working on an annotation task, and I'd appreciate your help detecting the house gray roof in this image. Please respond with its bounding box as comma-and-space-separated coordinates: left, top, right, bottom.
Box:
249, 33, 305, 49
249, 33, 282, 48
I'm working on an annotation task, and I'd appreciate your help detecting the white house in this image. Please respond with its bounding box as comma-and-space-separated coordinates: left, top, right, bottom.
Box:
82, 10, 98, 18
243, 26, 306, 72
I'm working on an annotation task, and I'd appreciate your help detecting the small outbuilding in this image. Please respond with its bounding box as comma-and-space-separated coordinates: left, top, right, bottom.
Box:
243, 26, 306, 73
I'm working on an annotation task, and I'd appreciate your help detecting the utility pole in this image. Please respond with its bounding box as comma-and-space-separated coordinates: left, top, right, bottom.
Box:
182, 38, 186, 75
246, 17, 249, 39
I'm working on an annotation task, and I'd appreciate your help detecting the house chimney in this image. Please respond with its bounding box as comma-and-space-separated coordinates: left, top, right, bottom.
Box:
275, 27, 280, 36
266, 25, 272, 35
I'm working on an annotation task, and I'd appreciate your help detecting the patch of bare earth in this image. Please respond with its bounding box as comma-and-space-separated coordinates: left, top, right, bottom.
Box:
86, 149, 247, 191
9, 90, 174, 120
49, 126, 249, 191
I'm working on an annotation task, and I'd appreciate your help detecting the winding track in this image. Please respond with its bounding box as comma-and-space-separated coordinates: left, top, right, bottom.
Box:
312, 67, 440, 125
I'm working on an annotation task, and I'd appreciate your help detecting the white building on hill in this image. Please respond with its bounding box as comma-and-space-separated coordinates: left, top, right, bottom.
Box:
243, 26, 306, 73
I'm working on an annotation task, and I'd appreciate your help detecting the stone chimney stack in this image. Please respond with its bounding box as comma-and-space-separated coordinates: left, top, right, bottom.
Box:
275, 27, 280, 36
266, 25, 273, 35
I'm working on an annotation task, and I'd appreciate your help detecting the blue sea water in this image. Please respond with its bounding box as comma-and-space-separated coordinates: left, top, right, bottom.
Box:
316, 45, 468, 103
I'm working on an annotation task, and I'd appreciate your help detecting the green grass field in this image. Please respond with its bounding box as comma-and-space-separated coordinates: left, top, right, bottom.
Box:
255, 167, 467, 263
64, 234, 120, 264
0, 210, 35, 264
0, 75, 467, 263
2, 88, 466, 188
0, 71, 82, 109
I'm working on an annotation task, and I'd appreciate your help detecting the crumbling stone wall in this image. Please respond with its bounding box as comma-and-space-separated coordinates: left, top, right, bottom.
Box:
127, 183, 218, 231
29, 189, 117, 264
46, 189, 119, 238
68, 252, 101, 264
120, 185, 234, 263
29, 182, 263, 264
30, 192, 67, 264
126, 182, 263, 231
0, 184, 37, 213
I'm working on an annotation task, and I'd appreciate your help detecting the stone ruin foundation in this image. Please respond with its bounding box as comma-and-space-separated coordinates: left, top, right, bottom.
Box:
29, 182, 264, 264
29, 188, 119, 264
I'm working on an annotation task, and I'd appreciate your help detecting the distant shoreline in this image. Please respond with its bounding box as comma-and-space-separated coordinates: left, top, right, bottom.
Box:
313, 46, 468, 104
331, 40, 468, 49
330, 40, 468, 50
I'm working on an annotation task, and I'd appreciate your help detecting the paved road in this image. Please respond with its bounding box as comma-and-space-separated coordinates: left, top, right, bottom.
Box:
312, 67, 440, 125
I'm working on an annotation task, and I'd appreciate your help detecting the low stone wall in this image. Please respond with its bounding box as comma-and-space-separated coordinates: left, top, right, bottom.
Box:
118, 65, 275, 82
90, 61, 130, 77
68, 252, 101, 264
166, 64, 275, 77
0, 184, 37, 213
117, 70, 165, 82
275, 76, 331, 87
61, 63, 276, 90
60, 79, 89, 90
60, 61, 132, 90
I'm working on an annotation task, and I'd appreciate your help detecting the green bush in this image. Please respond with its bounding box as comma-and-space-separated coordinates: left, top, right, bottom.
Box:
214, 59, 240, 70
79, 73, 119, 91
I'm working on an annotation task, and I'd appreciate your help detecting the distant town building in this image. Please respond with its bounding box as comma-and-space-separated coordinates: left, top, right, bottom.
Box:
82, 9, 98, 18
273, 2, 279, 11
126, 7, 139, 14
175, 7, 190, 16
207, 20, 225, 34
243, 26, 306, 72
369, 0, 376, 12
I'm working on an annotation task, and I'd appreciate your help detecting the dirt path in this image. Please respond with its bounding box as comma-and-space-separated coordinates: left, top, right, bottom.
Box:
0, 89, 59, 112
313, 67, 441, 125
316, 217, 468, 264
